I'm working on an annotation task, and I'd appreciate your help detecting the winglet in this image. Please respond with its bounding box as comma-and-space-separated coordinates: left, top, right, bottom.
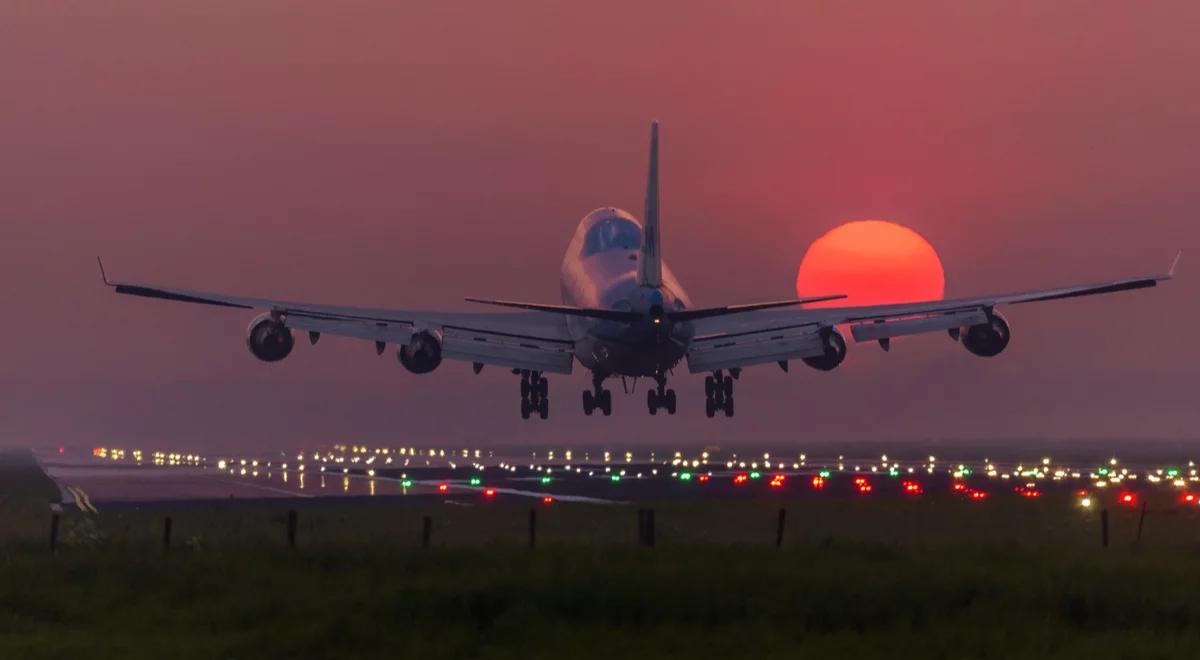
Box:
97, 257, 112, 286
1167, 250, 1182, 279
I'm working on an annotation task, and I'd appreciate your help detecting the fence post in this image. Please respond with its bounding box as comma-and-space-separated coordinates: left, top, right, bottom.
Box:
528, 509, 537, 549
776, 508, 786, 548
287, 509, 297, 548
162, 516, 173, 553
1100, 509, 1109, 549
1135, 501, 1148, 546
49, 513, 60, 553
422, 515, 432, 549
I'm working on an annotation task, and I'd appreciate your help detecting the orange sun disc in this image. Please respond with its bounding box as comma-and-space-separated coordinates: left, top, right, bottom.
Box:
796, 220, 945, 307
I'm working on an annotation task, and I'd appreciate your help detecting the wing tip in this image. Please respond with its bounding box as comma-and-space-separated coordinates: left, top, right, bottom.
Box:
96, 257, 112, 287
1167, 250, 1182, 278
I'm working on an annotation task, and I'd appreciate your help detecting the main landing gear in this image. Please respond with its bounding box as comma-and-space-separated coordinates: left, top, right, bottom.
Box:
518, 370, 549, 420
704, 369, 734, 418
582, 374, 612, 416
647, 374, 677, 415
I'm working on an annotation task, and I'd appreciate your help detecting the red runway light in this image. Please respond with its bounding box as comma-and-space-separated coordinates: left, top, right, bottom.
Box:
733, 473, 749, 485
952, 482, 967, 493
810, 476, 825, 490
967, 489, 988, 500
698, 474, 710, 483
1181, 493, 1197, 505
1119, 492, 1137, 506
769, 474, 786, 488
484, 488, 496, 498
543, 496, 554, 504
437, 483, 449, 493
902, 481, 922, 495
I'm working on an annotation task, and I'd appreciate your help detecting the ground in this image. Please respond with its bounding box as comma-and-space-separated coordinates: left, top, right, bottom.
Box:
2, 449, 1199, 659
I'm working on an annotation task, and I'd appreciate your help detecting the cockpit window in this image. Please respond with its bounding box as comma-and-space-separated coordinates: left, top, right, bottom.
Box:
583, 217, 642, 256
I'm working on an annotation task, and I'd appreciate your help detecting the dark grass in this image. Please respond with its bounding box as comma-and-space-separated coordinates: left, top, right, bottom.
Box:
4, 451, 1200, 659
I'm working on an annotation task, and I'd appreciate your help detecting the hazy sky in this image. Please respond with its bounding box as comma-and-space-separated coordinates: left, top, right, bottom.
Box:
2, 1, 1197, 453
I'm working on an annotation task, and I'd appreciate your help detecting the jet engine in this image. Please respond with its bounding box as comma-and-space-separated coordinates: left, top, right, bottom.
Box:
246, 313, 294, 362
959, 311, 1011, 357
397, 330, 443, 374
803, 326, 847, 371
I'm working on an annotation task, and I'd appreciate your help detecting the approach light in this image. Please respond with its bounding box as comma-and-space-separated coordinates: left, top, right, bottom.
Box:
769, 474, 786, 488
902, 481, 922, 495
967, 490, 988, 500
1119, 492, 1137, 506
484, 488, 496, 498
810, 476, 825, 490
733, 473, 749, 485
543, 496, 554, 504
437, 483, 449, 493
1181, 493, 1197, 505
697, 474, 710, 483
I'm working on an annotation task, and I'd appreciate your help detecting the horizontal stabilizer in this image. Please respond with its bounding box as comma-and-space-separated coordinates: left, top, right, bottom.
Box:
667, 294, 846, 322
465, 298, 641, 322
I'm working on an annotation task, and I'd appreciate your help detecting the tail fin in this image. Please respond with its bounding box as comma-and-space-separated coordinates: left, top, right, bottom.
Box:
638, 121, 663, 287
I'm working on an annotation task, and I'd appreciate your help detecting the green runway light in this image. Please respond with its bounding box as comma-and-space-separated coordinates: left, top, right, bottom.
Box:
401, 479, 413, 488
819, 470, 831, 478
1167, 469, 1180, 478
469, 477, 482, 486
540, 476, 552, 485
889, 468, 899, 477
610, 474, 621, 482
1098, 468, 1109, 476
680, 472, 692, 481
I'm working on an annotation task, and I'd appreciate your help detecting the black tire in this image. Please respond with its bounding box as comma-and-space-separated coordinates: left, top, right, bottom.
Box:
521, 399, 532, 419
539, 397, 549, 419
521, 381, 530, 398
724, 396, 735, 418
601, 390, 612, 416
722, 376, 734, 397
705, 398, 716, 418
582, 390, 594, 415
647, 389, 657, 415
665, 389, 677, 415
538, 378, 549, 398
704, 376, 715, 397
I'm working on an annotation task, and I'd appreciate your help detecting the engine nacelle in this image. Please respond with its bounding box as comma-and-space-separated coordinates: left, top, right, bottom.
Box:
960, 311, 1010, 357
397, 330, 443, 374
246, 313, 294, 362
803, 326, 847, 371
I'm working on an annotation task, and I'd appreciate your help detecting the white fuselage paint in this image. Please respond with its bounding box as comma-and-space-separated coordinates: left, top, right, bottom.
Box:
559, 208, 694, 378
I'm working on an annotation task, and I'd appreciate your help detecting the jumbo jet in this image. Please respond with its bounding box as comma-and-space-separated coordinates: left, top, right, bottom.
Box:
100, 122, 1177, 419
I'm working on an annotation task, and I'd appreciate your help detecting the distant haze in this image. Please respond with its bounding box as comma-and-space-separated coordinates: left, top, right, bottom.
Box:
1, 1, 1197, 453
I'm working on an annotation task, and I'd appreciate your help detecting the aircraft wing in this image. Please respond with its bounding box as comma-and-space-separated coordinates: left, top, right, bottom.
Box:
99, 261, 575, 374
685, 255, 1178, 374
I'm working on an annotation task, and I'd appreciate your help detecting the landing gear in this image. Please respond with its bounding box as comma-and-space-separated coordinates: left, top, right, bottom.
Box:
704, 370, 734, 418
582, 374, 612, 416
646, 374, 676, 415
519, 370, 549, 419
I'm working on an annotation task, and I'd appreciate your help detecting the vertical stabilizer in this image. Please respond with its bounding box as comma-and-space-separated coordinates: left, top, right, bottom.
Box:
638, 121, 663, 287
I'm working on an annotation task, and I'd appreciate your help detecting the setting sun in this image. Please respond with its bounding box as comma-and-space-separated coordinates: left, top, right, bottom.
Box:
796, 220, 945, 308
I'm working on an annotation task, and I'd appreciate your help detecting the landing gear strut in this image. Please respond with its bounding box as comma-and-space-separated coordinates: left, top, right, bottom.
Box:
704, 369, 734, 418
582, 373, 612, 416
647, 374, 677, 415
519, 370, 549, 420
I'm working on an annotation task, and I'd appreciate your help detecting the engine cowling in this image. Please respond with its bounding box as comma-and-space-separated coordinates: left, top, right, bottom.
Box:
246, 313, 294, 362
803, 327, 847, 371
960, 311, 1010, 357
397, 330, 443, 374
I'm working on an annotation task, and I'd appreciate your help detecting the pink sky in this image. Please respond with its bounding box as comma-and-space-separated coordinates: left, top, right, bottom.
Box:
2, 1, 1197, 451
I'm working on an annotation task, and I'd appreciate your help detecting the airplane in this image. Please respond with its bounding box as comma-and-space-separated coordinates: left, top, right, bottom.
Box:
99, 122, 1178, 420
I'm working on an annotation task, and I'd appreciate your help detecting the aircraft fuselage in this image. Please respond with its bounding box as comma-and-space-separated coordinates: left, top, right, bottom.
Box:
560, 207, 694, 377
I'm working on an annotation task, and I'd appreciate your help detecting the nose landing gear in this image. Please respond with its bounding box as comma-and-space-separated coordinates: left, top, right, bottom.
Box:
646, 374, 677, 415
519, 370, 549, 419
704, 369, 734, 418
582, 374, 612, 416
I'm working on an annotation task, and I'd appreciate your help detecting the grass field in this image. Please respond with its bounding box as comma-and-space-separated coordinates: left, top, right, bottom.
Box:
4, 450, 1200, 659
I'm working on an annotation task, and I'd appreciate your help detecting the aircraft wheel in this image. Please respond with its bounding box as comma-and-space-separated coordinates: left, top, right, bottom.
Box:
723, 396, 735, 418
521, 399, 532, 419
539, 397, 549, 419
704, 376, 715, 398
583, 390, 594, 415
537, 378, 549, 398
705, 398, 716, 418
722, 376, 734, 397
600, 390, 612, 416
665, 389, 677, 415
647, 389, 658, 415
521, 380, 530, 398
